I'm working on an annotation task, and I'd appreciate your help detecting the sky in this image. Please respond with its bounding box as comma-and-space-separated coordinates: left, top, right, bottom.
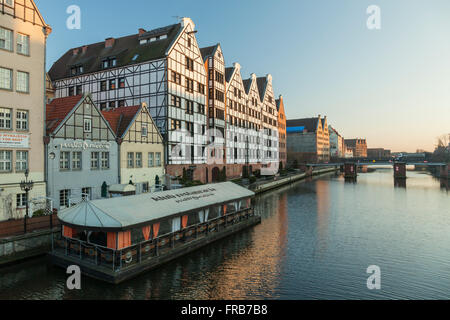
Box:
37, 0, 450, 153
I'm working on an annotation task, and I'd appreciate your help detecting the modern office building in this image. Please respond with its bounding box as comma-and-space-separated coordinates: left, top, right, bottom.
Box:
45, 94, 119, 210
329, 126, 345, 159
0, 0, 51, 221
286, 116, 330, 164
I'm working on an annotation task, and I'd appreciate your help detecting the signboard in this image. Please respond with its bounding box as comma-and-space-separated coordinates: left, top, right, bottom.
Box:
0, 133, 30, 148
59, 140, 111, 150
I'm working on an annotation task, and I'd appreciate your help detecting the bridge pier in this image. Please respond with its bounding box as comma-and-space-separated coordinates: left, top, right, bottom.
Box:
344, 163, 357, 179
394, 162, 407, 179
440, 164, 449, 179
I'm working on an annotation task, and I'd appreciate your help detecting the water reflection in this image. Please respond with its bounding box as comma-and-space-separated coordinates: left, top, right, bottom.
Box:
394, 178, 406, 189
1, 170, 449, 300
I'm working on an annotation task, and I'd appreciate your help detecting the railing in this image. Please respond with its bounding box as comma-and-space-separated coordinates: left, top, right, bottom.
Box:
52, 207, 257, 272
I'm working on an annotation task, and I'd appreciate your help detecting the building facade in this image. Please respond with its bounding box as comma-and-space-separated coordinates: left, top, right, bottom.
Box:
49, 17, 283, 183
102, 103, 165, 193
367, 148, 391, 160
45, 95, 119, 210
276, 96, 287, 169
329, 126, 344, 159
286, 116, 330, 165
0, 0, 51, 221
345, 139, 368, 158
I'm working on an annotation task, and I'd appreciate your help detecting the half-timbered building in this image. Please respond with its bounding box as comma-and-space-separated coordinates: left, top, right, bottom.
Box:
45, 94, 119, 210
48, 18, 209, 182
102, 103, 165, 193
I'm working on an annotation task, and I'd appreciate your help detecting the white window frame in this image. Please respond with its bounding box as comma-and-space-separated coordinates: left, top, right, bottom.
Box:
127, 152, 134, 168
0, 150, 12, 172
16, 71, 29, 93
135, 152, 142, 168
60, 151, 70, 170
15, 150, 28, 172
0, 107, 11, 129
16, 33, 30, 55
60, 190, 70, 208
83, 117, 92, 133
142, 124, 148, 137
0, 27, 12, 51
156, 152, 161, 167
16, 193, 27, 209
72, 151, 82, 170
16, 110, 28, 131
91, 152, 99, 170
101, 152, 109, 169
0, 67, 12, 90
148, 152, 154, 167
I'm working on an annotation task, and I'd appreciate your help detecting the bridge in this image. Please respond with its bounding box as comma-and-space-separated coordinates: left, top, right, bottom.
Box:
303, 161, 449, 180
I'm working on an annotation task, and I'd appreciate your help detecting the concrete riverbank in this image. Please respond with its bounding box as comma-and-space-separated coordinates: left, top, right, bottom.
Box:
251, 167, 340, 194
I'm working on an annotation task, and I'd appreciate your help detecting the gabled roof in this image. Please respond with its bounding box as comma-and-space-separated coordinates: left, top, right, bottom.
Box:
242, 79, 252, 94
48, 23, 182, 81
101, 105, 141, 138
46, 95, 84, 135
225, 67, 235, 83
200, 44, 219, 62
286, 118, 320, 133
256, 77, 267, 101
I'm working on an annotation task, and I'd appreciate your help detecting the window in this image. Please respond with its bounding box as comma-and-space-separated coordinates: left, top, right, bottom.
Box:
0, 67, 12, 90
185, 56, 194, 71
186, 121, 194, 136
70, 65, 83, 76
118, 100, 125, 107
82, 188, 91, 200
60, 190, 70, 208
16, 71, 29, 93
100, 81, 107, 91
16, 193, 27, 208
16, 110, 28, 130
186, 100, 194, 114
172, 72, 181, 85
0, 150, 12, 172
72, 152, 82, 170
3, 0, 14, 7
68, 86, 74, 96
142, 182, 149, 193
0, 27, 12, 51
60, 151, 70, 170
102, 57, 117, 69
91, 152, 99, 169
215, 71, 224, 84
135, 152, 142, 168
198, 83, 205, 94
171, 95, 181, 107
109, 79, 116, 90
155, 152, 161, 167
0, 108, 11, 129
109, 101, 116, 109
76, 85, 82, 95
119, 77, 125, 88
83, 117, 92, 133
186, 78, 194, 92
197, 103, 205, 114
100, 102, 107, 110
15, 151, 28, 172
141, 124, 148, 137
101, 152, 109, 169
127, 152, 134, 168
215, 90, 224, 102
148, 152, 154, 167
171, 119, 181, 130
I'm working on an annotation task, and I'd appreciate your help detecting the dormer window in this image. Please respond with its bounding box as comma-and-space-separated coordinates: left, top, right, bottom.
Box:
102, 57, 117, 69
70, 65, 83, 76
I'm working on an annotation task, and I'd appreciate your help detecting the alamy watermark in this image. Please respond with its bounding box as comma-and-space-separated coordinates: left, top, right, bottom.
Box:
66, 5, 81, 30
366, 265, 381, 290
367, 5, 381, 30
66, 265, 81, 290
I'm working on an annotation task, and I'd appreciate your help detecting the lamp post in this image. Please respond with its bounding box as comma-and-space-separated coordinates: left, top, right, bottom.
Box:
20, 169, 34, 234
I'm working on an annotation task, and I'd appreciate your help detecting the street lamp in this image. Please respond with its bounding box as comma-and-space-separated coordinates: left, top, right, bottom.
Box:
20, 169, 34, 234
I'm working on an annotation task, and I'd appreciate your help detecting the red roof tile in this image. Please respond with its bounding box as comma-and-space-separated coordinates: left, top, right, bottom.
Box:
101, 105, 141, 138
46, 95, 83, 135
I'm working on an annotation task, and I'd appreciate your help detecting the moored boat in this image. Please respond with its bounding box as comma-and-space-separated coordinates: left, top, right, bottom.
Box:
48, 182, 260, 284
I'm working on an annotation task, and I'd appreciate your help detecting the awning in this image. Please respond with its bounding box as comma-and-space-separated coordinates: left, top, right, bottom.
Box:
108, 184, 136, 193
58, 182, 254, 231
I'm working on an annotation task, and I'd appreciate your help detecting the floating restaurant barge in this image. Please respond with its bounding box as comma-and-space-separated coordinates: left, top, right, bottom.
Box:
48, 182, 260, 284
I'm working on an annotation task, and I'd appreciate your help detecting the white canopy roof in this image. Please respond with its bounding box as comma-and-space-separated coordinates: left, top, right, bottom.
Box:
58, 182, 254, 230
109, 184, 136, 193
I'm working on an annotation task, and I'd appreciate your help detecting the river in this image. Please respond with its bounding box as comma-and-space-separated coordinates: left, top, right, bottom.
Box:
0, 168, 449, 300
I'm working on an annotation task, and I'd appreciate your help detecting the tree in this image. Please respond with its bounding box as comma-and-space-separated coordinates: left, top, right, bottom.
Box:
155, 175, 160, 186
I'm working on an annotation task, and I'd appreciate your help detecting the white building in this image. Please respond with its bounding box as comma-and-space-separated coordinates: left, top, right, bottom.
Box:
46, 95, 119, 210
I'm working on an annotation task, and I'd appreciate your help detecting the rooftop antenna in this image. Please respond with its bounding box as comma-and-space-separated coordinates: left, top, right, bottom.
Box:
172, 16, 182, 22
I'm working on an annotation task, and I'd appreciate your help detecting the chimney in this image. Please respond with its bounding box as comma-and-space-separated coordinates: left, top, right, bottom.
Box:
73, 48, 79, 56
82, 45, 88, 54
105, 37, 115, 48
139, 28, 146, 35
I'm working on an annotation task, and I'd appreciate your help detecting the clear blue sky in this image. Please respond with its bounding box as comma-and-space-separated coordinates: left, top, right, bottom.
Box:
38, 0, 450, 152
